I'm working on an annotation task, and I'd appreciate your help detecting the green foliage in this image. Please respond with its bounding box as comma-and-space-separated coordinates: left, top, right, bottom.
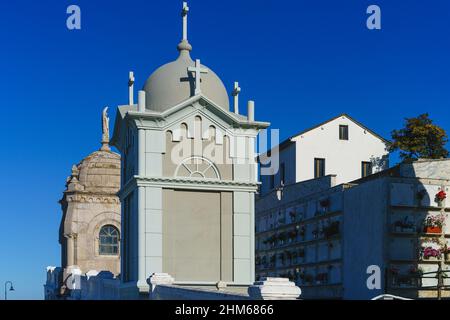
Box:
388, 113, 448, 161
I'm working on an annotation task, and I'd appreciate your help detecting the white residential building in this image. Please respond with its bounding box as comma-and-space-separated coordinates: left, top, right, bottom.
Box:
260, 114, 389, 196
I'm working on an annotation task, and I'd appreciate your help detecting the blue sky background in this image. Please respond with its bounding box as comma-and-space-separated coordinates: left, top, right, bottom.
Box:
0, 0, 449, 299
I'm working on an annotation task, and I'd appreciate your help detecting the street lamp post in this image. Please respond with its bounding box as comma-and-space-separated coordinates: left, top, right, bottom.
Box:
4, 281, 14, 300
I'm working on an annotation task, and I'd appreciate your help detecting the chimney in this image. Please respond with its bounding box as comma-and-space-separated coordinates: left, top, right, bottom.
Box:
247, 100, 255, 122
138, 90, 146, 112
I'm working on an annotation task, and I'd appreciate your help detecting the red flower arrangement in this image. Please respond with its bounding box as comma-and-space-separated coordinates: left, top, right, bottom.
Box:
436, 190, 447, 202
423, 214, 445, 233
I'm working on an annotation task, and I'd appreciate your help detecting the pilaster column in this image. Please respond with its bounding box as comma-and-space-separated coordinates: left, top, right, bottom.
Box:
137, 128, 147, 291
138, 128, 145, 176
66, 234, 75, 266
137, 186, 147, 291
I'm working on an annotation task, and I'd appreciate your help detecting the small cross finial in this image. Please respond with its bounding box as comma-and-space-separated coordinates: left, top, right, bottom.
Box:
128, 71, 135, 87
232, 82, 241, 96
182, 2, 189, 41
128, 71, 135, 105
187, 59, 208, 95
182, 2, 189, 16
177, 2, 192, 52
232, 82, 241, 114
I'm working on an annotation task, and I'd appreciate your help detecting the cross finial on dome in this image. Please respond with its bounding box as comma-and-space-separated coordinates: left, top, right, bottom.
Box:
188, 59, 208, 95
232, 82, 241, 114
177, 2, 192, 52
182, 2, 189, 41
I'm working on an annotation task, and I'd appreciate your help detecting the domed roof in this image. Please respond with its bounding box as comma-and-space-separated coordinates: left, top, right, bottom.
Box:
76, 150, 121, 194
143, 49, 230, 112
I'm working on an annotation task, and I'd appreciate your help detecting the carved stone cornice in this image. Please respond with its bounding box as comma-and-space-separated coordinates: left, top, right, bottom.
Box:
61, 192, 120, 204
118, 175, 259, 200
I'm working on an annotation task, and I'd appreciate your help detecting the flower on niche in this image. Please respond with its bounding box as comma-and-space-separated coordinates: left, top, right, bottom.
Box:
423, 214, 445, 228
422, 246, 441, 258
436, 190, 447, 202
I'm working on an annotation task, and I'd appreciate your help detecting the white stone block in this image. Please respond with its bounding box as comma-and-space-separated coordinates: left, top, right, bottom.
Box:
145, 187, 162, 210
233, 259, 252, 283
145, 130, 165, 153
234, 164, 251, 182
234, 213, 250, 236
86, 270, 99, 279
234, 136, 248, 159
148, 273, 175, 286
421, 264, 439, 288
145, 257, 163, 275
145, 210, 162, 233
234, 192, 250, 213
248, 277, 301, 300
145, 153, 162, 176
234, 235, 250, 259
145, 233, 163, 257
147, 273, 175, 300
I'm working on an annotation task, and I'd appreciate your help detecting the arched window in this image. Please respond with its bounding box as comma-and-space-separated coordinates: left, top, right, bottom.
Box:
99, 225, 119, 255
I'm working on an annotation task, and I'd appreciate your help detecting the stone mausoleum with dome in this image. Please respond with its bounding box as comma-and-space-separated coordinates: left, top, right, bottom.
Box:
49, 107, 122, 298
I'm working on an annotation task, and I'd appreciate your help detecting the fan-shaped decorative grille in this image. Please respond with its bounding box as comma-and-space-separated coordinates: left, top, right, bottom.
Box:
174, 156, 220, 179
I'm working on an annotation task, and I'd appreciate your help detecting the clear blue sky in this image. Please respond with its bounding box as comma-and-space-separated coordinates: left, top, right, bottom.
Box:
0, 0, 449, 299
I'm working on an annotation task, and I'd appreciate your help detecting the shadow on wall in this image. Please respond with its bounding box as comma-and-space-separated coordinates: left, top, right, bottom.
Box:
370, 155, 389, 172
386, 160, 449, 300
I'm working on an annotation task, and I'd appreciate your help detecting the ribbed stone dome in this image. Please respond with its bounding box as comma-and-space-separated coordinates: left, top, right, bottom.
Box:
143, 50, 230, 112
76, 150, 121, 194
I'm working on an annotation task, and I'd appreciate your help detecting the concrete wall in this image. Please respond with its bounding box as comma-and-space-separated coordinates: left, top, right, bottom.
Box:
256, 175, 337, 213
400, 159, 450, 180
342, 178, 388, 299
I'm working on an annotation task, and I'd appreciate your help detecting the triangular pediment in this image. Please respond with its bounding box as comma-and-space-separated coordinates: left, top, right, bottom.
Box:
111, 94, 269, 150
128, 94, 269, 129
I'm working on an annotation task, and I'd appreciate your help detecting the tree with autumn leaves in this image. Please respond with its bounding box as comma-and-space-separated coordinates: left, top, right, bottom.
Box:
388, 113, 449, 161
